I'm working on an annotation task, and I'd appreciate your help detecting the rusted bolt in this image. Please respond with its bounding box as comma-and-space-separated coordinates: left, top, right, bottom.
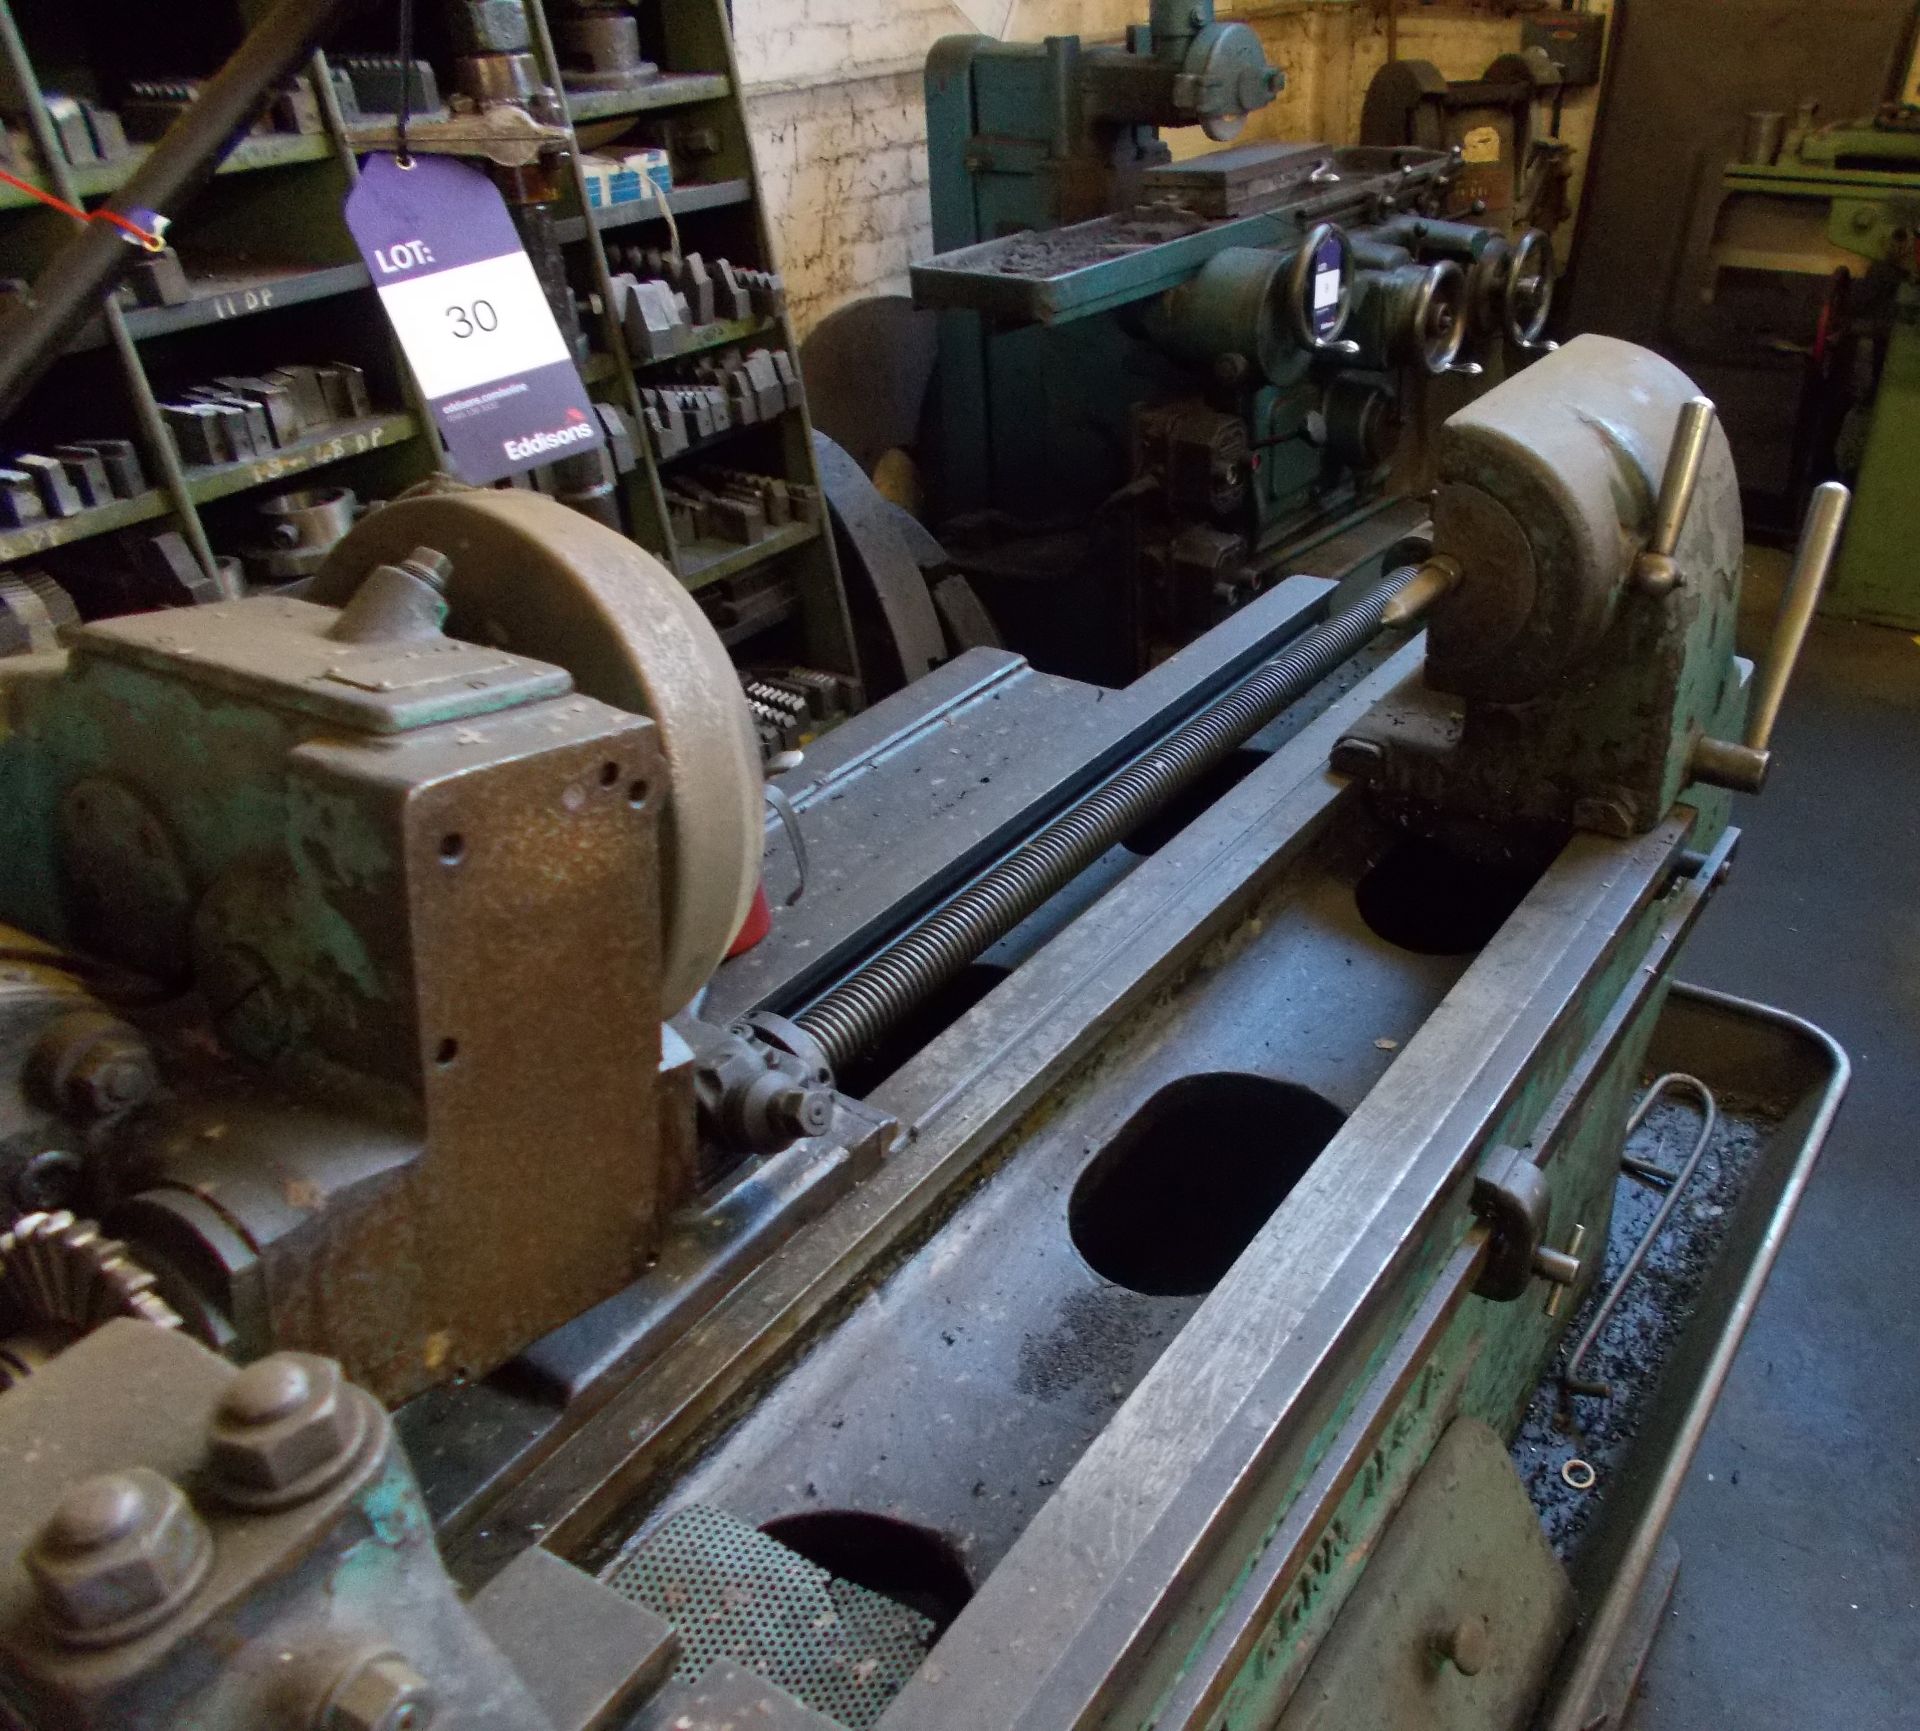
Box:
29, 1011, 158, 1123
1432, 1613, 1490, 1676
208, 1353, 369, 1509
27, 1468, 211, 1645
322, 1652, 437, 1731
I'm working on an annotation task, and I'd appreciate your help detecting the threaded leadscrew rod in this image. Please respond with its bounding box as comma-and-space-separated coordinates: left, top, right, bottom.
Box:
794, 566, 1423, 1070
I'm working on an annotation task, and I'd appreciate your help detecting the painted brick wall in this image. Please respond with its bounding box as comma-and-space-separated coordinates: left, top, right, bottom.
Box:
734, 2, 1611, 333
734, 0, 1145, 330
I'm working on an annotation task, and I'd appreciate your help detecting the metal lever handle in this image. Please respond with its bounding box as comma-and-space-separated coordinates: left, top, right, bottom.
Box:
1632, 397, 1717, 595
1693, 479, 1851, 793
1320, 338, 1361, 357
1448, 359, 1485, 377
1746, 480, 1850, 754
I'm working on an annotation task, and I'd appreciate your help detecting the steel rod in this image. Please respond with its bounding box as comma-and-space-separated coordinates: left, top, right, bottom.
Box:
794, 565, 1420, 1069
0, 0, 365, 424
1561, 1073, 1718, 1399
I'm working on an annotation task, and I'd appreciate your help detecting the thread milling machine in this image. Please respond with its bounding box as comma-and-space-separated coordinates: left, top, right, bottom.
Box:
0, 6, 1858, 1731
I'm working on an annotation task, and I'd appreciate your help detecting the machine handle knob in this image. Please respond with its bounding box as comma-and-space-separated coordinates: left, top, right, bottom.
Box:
1323, 338, 1361, 357
1448, 359, 1485, 377
1692, 480, 1851, 793
1632, 397, 1717, 596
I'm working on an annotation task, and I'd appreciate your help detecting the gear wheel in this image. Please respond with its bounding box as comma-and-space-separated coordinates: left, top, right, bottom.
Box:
0, 1209, 179, 1391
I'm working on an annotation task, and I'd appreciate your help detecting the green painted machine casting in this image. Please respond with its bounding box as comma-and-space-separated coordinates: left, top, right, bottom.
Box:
909, 3, 1558, 681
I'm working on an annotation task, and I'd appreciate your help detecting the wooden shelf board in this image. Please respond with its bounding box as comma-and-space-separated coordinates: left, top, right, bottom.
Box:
581, 316, 778, 386
0, 489, 170, 563
187, 413, 419, 506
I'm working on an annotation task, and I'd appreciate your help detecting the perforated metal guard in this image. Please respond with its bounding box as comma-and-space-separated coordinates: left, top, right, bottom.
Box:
601, 1504, 934, 1730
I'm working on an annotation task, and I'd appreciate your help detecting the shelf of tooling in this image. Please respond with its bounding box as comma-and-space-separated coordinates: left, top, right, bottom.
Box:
0, 412, 417, 563
555, 177, 752, 243
0, 71, 733, 216
66, 250, 769, 360
0, 130, 334, 212
49, 171, 748, 358
581, 313, 778, 386
62, 262, 376, 354
675, 517, 820, 589
568, 72, 730, 122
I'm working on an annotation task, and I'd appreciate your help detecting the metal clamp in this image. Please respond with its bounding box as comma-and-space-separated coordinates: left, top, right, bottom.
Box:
763, 783, 808, 909
1471, 1145, 1585, 1304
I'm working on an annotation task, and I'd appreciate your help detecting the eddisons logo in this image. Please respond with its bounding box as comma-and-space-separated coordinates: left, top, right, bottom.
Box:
504, 406, 595, 462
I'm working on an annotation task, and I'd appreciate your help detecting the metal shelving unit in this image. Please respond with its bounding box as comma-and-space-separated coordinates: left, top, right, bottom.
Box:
0, 0, 857, 689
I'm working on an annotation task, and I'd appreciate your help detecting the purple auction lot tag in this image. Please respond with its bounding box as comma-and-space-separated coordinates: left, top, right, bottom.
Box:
344, 154, 603, 484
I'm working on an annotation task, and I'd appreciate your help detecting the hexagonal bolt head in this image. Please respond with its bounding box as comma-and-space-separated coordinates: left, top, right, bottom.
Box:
208, 1353, 368, 1508
323, 1653, 437, 1731
29, 1011, 158, 1123
27, 1468, 211, 1643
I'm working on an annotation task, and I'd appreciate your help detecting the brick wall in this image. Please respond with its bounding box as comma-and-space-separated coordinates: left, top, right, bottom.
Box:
734, 0, 1144, 330
734, 2, 1611, 333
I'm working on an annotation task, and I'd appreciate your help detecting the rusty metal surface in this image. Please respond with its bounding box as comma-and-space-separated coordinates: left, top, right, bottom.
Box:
0, 1321, 550, 1729
0, 549, 677, 1403
312, 488, 762, 1016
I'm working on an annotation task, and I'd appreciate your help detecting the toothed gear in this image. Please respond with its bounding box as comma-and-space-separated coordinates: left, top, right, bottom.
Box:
0, 1209, 179, 1391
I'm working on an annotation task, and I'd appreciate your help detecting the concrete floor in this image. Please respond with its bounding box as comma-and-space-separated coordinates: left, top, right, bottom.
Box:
1629, 581, 1920, 1727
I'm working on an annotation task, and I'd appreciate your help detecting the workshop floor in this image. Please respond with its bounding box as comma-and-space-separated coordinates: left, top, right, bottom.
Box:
1628, 558, 1920, 1728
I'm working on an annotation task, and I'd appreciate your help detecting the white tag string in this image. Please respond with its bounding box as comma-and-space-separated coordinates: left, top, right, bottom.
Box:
646, 174, 682, 269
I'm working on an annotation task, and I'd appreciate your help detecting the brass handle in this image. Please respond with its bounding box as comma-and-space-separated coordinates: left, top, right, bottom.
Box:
1693, 480, 1851, 793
